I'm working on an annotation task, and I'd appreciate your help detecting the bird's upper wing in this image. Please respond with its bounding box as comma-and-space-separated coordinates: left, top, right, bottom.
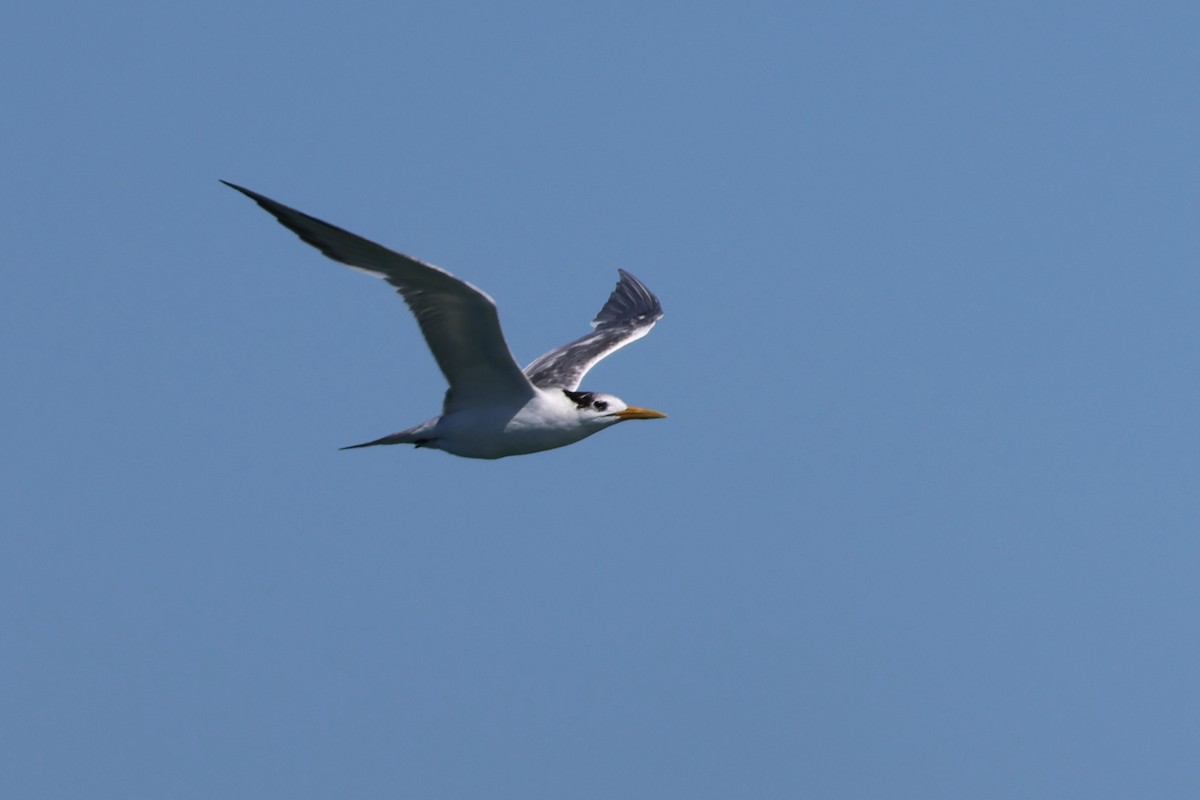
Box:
223, 181, 535, 409
523, 269, 663, 391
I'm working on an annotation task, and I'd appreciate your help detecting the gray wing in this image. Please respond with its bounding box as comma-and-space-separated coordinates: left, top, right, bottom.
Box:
523, 269, 663, 391
222, 181, 535, 408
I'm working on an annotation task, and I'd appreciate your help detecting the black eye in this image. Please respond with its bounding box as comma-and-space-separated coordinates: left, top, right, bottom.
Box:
593, 400, 608, 412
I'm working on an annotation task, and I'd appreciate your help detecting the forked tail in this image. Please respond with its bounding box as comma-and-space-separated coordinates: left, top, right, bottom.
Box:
339, 424, 434, 451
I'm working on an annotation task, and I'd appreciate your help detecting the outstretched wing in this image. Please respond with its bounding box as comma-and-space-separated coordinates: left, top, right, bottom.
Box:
523, 269, 663, 391
223, 181, 535, 408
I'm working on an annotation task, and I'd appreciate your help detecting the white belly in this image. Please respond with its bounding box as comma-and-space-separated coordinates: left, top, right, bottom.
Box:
431, 396, 598, 459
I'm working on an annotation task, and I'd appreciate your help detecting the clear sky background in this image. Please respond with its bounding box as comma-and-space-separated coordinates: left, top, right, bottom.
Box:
3, 2, 1198, 798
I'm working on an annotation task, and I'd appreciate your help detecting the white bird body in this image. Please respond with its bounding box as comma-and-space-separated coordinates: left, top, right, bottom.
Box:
409, 389, 616, 459
223, 181, 666, 459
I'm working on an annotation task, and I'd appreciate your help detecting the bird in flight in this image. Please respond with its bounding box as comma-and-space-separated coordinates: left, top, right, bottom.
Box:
222, 181, 666, 459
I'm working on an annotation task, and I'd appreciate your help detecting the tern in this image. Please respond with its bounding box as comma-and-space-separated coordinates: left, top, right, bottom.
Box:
222, 181, 666, 459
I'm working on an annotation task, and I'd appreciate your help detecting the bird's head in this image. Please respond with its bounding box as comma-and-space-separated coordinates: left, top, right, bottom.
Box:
563, 389, 667, 427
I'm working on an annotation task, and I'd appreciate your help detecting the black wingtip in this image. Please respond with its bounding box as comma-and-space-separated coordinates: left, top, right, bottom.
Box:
592, 269, 663, 328
219, 179, 259, 200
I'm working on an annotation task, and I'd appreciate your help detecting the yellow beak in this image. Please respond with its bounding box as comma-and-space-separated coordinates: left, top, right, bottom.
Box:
611, 406, 668, 421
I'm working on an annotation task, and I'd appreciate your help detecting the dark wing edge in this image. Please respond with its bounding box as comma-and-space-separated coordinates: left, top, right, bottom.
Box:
523, 269, 663, 390
221, 180, 534, 405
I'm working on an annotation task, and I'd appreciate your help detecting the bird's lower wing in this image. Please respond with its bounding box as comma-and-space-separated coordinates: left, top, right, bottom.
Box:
223, 181, 535, 407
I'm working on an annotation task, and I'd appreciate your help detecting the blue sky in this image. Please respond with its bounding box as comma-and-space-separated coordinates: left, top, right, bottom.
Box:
3, 2, 1198, 797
